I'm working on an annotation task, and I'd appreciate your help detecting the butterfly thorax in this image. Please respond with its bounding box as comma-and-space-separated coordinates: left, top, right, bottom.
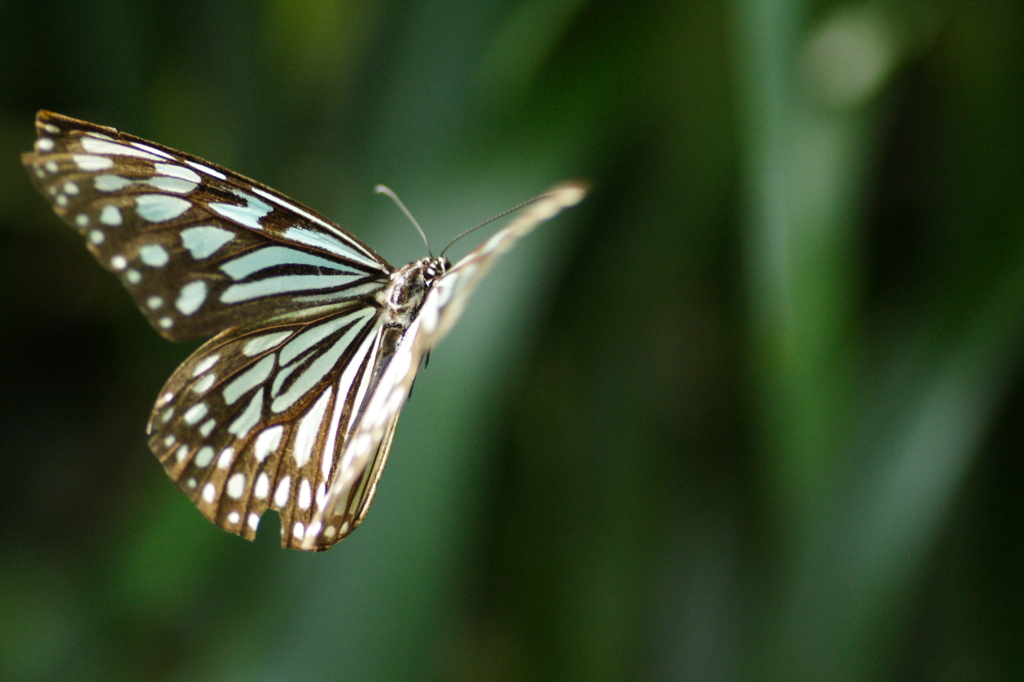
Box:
379, 256, 450, 330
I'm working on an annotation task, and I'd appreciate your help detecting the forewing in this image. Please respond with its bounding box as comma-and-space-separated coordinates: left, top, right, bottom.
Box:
299, 183, 586, 549
22, 111, 391, 341
429, 183, 587, 343
147, 302, 390, 550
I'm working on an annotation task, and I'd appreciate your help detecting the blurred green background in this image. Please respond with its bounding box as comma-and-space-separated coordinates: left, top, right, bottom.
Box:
1, 0, 1023, 680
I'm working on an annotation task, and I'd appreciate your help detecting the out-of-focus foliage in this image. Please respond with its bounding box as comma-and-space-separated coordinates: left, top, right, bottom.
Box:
1, 0, 1022, 680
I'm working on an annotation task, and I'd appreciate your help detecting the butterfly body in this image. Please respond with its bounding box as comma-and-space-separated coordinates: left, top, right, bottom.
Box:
22, 110, 584, 550
381, 257, 450, 330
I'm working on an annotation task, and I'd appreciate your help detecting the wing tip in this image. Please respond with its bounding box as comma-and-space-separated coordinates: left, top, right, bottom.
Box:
32, 110, 122, 138
33, 110, 69, 132
550, 181, 589, 207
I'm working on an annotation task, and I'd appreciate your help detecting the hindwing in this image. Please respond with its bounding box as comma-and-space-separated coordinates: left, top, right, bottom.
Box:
147, 302, 388, 549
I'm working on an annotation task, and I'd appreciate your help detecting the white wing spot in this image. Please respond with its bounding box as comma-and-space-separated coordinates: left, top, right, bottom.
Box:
193, 374, 216, 394
254, 472, 270, 499
145, 176, 198, 194
274, 476, 291, 507
271, 312, 374, 413
56, 194, 68, 207
139, 244, 169, 267
131, 142, 174, 160
292, 522, 305, 540
174, 444, 188, 463
202, 482, 216, 504
253, 425, 284, 463
192, 354, 219, 376
221, 245, 354, 282
298, 479, 312, 510
75, 214, 89, 228
226, 511, 240, 525
324, 525, 337, 538
181, 226, 234, 259
251, 187, 379, 260
228, 389, 264, 438
242, 331, 290, 356
183, 402, 208, 425
125, 269, 141, 284
147, 296, 163, 309
294, 388, 332, 468
221, 274, 366, 304
217, 447, 236, 470
81, 136, 164, 161
136, 194, 190, 223
158, 317, 173, 329
153, 163, 201, 183
224, 356, 274, 405
315, 483, 326, 509
160, 406, 174, 423
306, 521, 322, 539
94, 175, 132, 192
44, 160, 58, 173
194, 446, 215, 468
88, 230, 104, 245
209, 189, 272, 230
73, 154, 113, 171
278, 313, 358, 366
185, 160, 227, 180
186, 478, 197, 489
199, 418, 216, 437
247, 513, 260, 531
62, 181, 79, 195
176, 280, 208, 315
36, 138, 54, 151
43, 123, 60, 134
110, 255, 127, 270
353, 433, 371, 457
162, 434, 176, 447
99, 205, 122, 226
321, 327, 380, 473
280, 226, 381, 268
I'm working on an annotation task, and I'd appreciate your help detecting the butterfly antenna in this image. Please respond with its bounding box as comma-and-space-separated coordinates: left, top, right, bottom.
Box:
439, 190, 559, 258
375, 184, 432, 256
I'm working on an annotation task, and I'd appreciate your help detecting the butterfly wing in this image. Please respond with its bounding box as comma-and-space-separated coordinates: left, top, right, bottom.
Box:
21, 111, 391, 341
300, 184, 587, 549
23, 110, 586, 551
22, 111, 398, 550
147, 302, 392, 549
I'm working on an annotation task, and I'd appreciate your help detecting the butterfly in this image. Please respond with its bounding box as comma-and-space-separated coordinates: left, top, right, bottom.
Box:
22, 111, 585, 551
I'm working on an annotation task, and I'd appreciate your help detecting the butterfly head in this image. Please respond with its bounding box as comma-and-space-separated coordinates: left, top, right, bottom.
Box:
422, 255, 451, 283
381, 256, 450, 329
